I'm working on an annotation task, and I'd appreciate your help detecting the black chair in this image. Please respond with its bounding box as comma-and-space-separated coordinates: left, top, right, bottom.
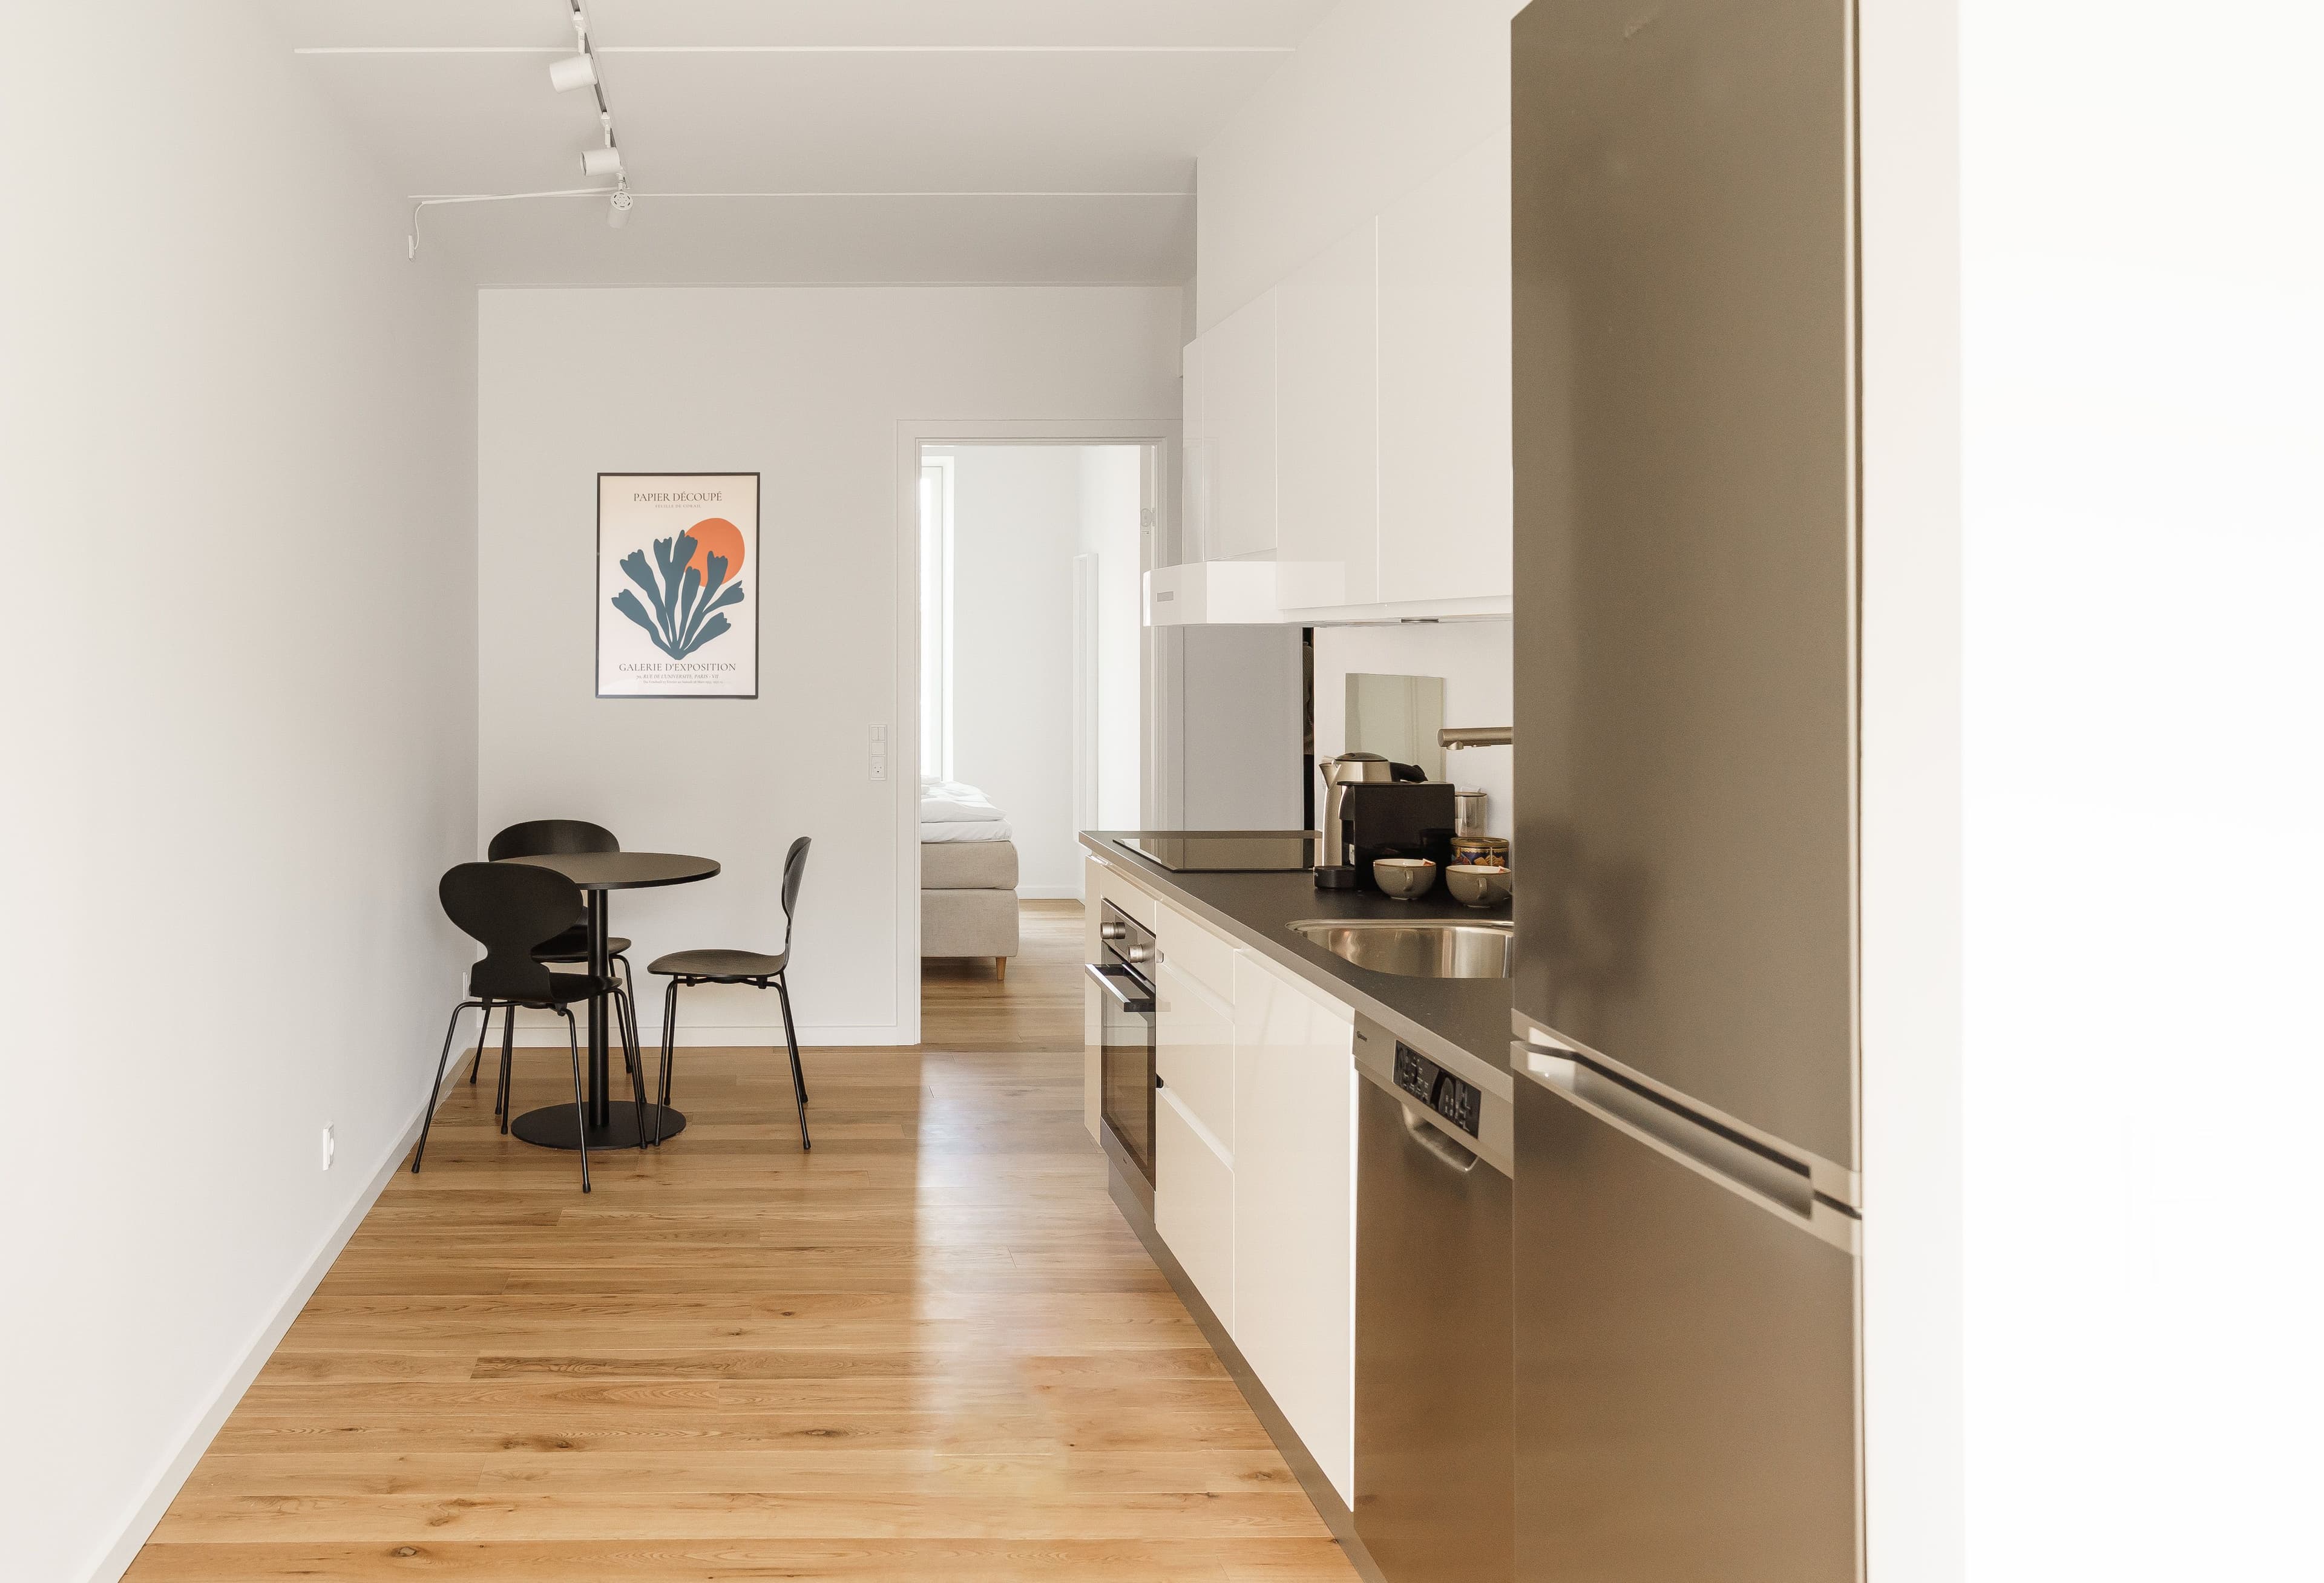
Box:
416, 864, 649, 1192
648, 836, 813, 1150
470, 819, 644, 1094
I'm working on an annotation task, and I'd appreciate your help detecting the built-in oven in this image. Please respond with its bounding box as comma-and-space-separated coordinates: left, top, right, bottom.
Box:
1088, 902, 1158, 1190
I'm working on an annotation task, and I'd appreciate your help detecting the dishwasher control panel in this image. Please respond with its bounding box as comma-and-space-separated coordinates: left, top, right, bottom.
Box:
1393, 1043, 1482, 1138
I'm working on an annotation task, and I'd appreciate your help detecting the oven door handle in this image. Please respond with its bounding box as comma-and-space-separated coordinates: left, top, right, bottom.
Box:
1085, 962, 1155, 1014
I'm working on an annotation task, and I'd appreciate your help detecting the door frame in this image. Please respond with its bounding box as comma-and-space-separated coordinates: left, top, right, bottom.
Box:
891, 418, 1180, 1045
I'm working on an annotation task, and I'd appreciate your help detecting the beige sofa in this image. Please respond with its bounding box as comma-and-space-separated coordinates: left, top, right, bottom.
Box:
921, 839, 1020, 978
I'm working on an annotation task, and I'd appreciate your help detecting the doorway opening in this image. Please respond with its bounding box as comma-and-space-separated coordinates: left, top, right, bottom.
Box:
914, 441, 1154, 1021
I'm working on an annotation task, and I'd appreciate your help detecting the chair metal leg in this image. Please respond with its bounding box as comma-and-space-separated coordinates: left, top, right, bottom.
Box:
470, 1002, 492, 1084
414, 1001, 479, 1173
615, 983, 648, 1149
497, 1004, 517, 1132
775, 974, 810, 1152
654, 978, 680, 1145
614, 954, 643, 1075
562, 1009, 591, 1193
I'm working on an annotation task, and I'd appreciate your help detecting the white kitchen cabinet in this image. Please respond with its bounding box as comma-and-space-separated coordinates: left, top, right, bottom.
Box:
1275, 220, 1379, 611
1201, 289, 1279, 562
1232, 950, 1358, 1505
1155, 1086, 1235, 1328
1154, 958, 1235, 1158
1377, 128, 1512, 605
1179, 335, 1209, 563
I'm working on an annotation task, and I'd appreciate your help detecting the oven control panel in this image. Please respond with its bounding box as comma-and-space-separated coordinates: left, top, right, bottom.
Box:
1392, 1043, 1482, 1138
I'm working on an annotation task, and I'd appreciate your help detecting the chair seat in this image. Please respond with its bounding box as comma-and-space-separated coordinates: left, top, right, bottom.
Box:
470, 971, 619, 1008
649, 947, 789, 982
534, 932, 631, 963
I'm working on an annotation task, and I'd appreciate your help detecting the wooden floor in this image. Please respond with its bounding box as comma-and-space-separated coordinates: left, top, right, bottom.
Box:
128, 900, 1358, 1581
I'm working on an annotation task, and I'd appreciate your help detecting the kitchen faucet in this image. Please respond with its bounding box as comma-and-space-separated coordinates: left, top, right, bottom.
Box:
1439, 726, 1512, 750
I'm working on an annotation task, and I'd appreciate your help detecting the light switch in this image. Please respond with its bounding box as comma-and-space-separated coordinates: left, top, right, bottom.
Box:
870, 723, 888, 782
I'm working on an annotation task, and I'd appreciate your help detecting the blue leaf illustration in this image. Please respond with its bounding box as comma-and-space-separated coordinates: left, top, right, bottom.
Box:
620, 549, 668, 632
610, 589, 677, 658
684, 611, 733, 654
677, 582, 744, 655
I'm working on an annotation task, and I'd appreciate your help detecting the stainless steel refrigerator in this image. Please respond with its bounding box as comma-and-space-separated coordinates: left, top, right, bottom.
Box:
1510, 0, 1863, 1578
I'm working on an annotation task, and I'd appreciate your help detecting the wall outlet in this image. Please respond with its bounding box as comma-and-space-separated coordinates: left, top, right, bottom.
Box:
320, 1124, 336, 1172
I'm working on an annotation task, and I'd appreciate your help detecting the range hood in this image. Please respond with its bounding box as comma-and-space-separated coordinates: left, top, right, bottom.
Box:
1143, 560, 1345, 625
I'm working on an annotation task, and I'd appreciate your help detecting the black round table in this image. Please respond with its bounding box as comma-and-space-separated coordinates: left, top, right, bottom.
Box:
499, 851, 719, 1150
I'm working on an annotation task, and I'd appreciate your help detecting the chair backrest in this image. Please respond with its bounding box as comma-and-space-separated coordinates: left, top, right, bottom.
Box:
439, 862, 582, 1002
778, 836, 812, 952
488, 819, 620, 861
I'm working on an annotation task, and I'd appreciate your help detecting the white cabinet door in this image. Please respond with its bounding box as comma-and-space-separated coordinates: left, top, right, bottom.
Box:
1154, 959, 1235, 1158
1180, 336, 1209, 563
1203, 290, 1279, 562
1276, 221, 1379, 610
1232, 952, 1357, 1505
1155, 1086, 1235, 1328
1378, 128, 1513, 604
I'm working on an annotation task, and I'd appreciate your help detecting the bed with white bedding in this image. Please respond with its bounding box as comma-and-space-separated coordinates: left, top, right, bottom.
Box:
919, 778, 1019, 975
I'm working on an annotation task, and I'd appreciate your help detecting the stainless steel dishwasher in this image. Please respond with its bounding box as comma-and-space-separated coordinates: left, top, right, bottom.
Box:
1353, 1014, 1515, 1583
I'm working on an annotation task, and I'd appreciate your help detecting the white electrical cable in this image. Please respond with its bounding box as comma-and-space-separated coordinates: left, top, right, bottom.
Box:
406, 188, 615, 257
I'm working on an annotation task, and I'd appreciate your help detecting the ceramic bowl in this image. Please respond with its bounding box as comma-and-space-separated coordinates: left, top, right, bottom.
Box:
1445, 864, 1512, 908
1372, 857, 1439, 900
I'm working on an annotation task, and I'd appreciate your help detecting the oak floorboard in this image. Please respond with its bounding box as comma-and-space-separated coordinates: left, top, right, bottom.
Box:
126, 900, 1358, 1581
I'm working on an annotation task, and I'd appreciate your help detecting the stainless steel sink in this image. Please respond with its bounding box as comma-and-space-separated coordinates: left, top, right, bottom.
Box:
1288, 919, 1514, 979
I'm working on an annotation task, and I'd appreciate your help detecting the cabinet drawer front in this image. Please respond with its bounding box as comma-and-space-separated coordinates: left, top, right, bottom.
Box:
1157, 902, 1236, 1006
1155, 1089, 1235, 1329
1154, 960, 1235, 1158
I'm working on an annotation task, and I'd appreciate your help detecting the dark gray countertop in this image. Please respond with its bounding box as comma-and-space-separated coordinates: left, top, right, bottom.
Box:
1082, 831, 1513, 1081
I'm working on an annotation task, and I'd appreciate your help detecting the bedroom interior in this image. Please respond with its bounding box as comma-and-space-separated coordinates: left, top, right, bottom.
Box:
917, 442, 1147, 982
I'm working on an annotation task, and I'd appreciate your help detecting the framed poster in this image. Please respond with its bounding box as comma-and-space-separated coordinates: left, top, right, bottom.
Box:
596, 473, 760, 699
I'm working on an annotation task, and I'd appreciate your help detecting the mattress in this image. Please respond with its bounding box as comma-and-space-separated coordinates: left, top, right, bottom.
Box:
921, 818, 1015, 842
921, 839, 1019, 891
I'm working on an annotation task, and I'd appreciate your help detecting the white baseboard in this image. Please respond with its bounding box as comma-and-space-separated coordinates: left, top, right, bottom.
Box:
85, 1063, 463, 1583
1019, 885, 1084, 900
481, 1022, 912, 1049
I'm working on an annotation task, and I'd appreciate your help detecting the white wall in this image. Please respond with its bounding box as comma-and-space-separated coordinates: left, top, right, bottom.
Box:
1195, 0, 1525, 332
478, 289, 1181, 1043
1958, 4, 2322, 1578
0, 7, 479, 1580
1313, 623, 1514, 839
1079, 447, 1147, 830
942, 444, 1083, 895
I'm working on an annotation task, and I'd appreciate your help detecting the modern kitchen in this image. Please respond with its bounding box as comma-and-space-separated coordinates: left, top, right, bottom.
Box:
8, 3, 2316, 1582
1082, 2, 1870, 1578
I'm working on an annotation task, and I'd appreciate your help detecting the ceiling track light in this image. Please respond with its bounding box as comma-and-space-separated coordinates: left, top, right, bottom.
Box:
608, 184, 633, 229
581, 145, 623, 178
548, 51, 596, 91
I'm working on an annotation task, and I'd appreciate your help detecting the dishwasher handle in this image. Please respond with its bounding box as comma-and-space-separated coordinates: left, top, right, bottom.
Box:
1401, 1104, 1480, 1174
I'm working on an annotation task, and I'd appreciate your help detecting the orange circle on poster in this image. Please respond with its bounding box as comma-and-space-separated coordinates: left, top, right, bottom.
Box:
684, 517, 746, 582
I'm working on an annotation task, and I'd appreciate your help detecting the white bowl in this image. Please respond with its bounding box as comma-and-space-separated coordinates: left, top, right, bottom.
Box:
1372, 857, 1439, 900
1445, 864, 1511, 908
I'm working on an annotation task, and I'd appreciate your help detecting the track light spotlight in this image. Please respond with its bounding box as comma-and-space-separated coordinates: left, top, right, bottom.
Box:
608, 186, 633, 229
581, 145, 623, 178
548, 52, 597, 93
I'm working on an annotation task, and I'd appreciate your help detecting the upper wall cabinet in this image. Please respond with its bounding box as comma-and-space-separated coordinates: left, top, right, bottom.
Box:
1167, 129, 1511, 623
1377, 128, 1514, 605
1202, 290, 1279, 562
1275, 221, 1379, 611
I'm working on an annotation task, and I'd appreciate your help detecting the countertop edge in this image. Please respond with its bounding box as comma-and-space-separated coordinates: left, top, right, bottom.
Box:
1079, 831, 1513, 1093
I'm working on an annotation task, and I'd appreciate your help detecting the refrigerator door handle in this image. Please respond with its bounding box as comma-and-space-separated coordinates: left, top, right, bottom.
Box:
1517, 1045, 1860, 1256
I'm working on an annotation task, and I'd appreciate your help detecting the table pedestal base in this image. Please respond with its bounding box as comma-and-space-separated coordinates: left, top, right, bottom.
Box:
510, 1101, 687, 1150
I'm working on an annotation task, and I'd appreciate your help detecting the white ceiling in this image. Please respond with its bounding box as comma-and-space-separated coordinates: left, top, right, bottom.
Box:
261, 0, 1334, 284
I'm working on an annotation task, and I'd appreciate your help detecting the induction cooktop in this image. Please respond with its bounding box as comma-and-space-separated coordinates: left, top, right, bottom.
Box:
1121, 834, 1318, 873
